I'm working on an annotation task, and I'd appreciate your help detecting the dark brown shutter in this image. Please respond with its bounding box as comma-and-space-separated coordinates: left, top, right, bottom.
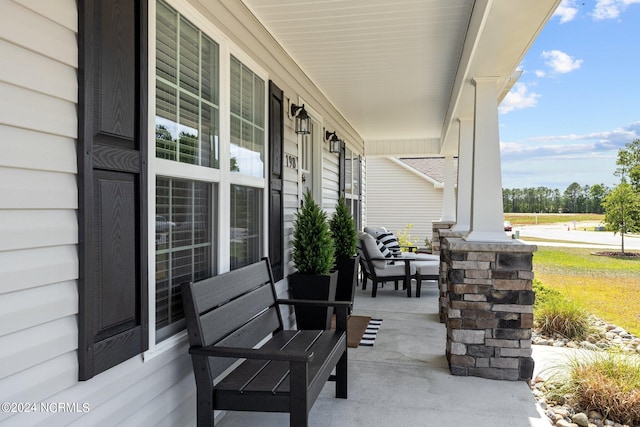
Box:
268, 81, 284, 281
78, 0, 148, 380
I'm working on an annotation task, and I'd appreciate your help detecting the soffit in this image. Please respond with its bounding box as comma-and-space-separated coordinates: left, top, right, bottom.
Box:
240, 0, 473, 143
239, 0, 560, 154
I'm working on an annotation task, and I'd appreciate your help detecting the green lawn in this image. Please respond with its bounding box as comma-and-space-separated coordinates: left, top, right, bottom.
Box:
533, 246, 640, 336
505, 213, 604, 226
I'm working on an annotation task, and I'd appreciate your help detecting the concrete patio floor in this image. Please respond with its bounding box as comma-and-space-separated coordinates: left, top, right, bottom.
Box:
216, 282, 550, 427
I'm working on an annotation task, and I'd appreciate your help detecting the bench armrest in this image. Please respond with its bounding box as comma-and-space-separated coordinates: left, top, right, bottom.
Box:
190, 344, 314, 363
277, 300, 349, 331
276, 299, 351, 308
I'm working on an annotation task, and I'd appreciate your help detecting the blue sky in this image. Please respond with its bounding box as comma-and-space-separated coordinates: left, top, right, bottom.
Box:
499, 0, 640, 190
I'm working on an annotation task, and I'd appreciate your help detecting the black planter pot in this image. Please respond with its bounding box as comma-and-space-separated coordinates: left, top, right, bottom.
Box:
289, 270, 338, 330
334, 255, 359, 308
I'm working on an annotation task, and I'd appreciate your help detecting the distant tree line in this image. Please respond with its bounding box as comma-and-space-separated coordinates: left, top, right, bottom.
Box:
502, 139, 640, 253
502, 183, 609, 214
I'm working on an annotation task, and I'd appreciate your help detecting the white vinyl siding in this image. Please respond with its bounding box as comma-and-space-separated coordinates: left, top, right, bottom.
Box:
0, 1, 81, 425
366, 157, 443, 243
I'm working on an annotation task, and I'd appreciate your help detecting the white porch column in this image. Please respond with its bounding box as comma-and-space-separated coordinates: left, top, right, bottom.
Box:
439, 155, 456, 222
465, 77, 510, 242
451, 117, 473, 233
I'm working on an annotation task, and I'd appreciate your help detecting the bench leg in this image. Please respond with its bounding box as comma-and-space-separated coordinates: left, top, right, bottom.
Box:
290, 362, 309, 427
416, 277, 422, 298
336, 349, 348, 399
196, 392, 215, 427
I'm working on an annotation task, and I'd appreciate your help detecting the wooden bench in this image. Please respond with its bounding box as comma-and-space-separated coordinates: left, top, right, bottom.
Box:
181, 258, 349, 427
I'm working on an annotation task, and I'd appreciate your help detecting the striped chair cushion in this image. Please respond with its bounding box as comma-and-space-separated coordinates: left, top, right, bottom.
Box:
376, 232, 402, 257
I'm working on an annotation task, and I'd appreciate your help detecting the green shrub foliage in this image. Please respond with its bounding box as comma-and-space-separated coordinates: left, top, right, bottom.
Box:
329, 197, 358, 260
292, 190, 335, 275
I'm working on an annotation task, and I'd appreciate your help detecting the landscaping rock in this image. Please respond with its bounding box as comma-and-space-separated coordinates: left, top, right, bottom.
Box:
572, 412, 589, 427
532, 315, 639, 427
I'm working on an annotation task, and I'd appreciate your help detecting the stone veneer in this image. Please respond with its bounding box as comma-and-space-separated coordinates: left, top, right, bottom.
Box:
441, 237, 537, 381
430, 220, 455, 256
436, 228, 464, 323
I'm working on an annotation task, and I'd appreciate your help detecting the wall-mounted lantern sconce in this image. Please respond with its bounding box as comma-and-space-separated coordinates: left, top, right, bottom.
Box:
325, 130, 343, 154
290, 103, 311, 135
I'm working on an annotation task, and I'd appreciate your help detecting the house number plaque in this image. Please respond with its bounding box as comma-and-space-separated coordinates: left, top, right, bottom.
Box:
285, 154, 298, 169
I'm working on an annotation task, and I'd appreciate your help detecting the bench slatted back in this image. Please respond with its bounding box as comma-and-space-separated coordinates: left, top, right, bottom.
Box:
181, 258, 284, 381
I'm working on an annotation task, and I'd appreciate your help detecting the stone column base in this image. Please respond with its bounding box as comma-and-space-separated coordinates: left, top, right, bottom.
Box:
438, 228, 464, 323
443, 237, 537, 381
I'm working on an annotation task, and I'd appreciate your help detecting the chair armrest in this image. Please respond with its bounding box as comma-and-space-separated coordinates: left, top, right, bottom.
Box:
189, 344, 314, 363
367, 256, 413, 264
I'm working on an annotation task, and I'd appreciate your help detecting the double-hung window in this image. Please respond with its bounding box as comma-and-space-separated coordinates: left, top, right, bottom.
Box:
152, 0, 267, 345
229, 56, 265, 270
154, 0, 218, 342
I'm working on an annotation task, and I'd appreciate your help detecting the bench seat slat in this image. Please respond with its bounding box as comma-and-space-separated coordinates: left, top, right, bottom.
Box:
210, 307, 281, 379
275, 330, 346, 395
237, 330, 324, 394
217, 330, 319, 393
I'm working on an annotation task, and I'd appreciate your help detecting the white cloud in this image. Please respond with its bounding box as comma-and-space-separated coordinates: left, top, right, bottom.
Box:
593, 0, 640, 20
501, 122, 640, 161
535, 70, 546, 77
499, 122, 640, 188
499, 83, 540, 114
554, 0, 579, 23
541, 50, 583, 74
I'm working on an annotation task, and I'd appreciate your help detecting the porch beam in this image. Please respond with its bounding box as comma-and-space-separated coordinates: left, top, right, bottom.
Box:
439, 155, 456, 222
465, 77, 510, 242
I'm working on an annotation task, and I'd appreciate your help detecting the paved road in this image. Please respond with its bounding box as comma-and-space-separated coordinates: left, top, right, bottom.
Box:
513, 222, 640, 250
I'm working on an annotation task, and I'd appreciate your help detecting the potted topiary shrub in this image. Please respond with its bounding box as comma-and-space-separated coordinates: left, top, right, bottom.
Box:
329, 196, 359, 310
289, 190, 337, 330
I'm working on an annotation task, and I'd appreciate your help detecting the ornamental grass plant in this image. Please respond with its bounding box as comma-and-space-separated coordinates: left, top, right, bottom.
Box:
545, 350, 640, 426
533, 280, 592, 340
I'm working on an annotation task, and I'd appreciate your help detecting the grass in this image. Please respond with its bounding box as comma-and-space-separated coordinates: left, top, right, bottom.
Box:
533, 246, 640, 336
505, 213, 604, 226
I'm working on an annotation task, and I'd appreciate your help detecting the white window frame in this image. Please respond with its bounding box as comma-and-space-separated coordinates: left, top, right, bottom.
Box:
145, 0, 269, 360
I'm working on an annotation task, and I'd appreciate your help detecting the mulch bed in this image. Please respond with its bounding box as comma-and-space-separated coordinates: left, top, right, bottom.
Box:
591, 251, 640, 258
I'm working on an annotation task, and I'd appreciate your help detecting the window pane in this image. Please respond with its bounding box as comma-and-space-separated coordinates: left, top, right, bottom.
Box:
156, 177, 213, 341
156, 1, 219, 168
229, 55, 264, 177
179, 17, 199, 95
156, 2, 177, 84
230, 185, 262, 270
178, 92, 199, 165
201, 35, 219, 102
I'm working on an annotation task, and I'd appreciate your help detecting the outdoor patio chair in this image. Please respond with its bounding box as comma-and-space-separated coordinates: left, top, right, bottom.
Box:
363, 226, 437, 260
358, 232, 417, 297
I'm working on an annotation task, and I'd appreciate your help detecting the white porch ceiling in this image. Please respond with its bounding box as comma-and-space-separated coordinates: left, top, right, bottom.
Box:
241, 0, 560, 153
